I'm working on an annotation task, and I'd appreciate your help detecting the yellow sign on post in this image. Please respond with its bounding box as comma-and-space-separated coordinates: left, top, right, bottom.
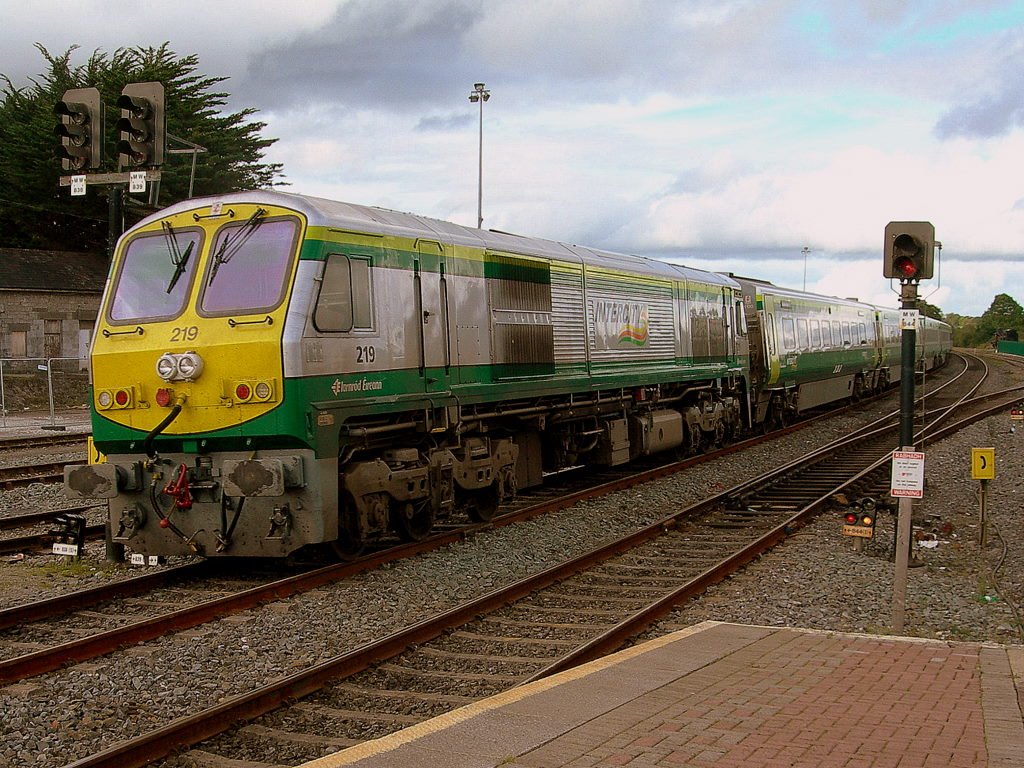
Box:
971, 448, 995, 480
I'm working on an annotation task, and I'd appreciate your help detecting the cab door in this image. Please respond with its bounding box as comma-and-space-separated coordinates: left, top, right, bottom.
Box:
415, 240, 450, 393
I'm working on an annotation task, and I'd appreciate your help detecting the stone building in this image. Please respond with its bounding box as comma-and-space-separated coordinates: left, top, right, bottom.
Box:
0, 248, 109, 370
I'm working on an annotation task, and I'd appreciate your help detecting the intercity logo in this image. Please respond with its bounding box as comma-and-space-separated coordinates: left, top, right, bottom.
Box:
594, 300, 649, 349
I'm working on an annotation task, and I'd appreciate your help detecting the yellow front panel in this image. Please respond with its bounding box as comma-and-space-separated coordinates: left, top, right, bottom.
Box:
92, 203, 305, 435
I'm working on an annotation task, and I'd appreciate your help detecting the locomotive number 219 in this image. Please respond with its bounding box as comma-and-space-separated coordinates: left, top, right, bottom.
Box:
171, 326, 199, 342
356, 345, 376, 364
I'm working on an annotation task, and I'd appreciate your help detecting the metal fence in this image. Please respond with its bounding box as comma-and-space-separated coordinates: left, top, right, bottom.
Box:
0, 357, 91, 430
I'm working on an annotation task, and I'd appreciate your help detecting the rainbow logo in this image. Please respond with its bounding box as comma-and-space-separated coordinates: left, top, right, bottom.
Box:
617, 309, 649, 346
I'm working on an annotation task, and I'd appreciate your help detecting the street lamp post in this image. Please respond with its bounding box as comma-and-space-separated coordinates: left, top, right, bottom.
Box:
802, 246, 810, 291
468, 82, 490, 229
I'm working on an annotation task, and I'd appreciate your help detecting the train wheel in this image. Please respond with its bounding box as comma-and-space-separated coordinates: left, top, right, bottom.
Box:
851, 376, 865, 402
392, 500, 434, 542
685, 423, 702, 455
331, 497, 365, 559
466, 486, 500, 523
329, 531, 365, 560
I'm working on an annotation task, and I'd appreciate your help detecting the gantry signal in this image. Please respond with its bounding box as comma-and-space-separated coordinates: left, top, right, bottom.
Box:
54, 87, 102, 171
117, 82, 166, 168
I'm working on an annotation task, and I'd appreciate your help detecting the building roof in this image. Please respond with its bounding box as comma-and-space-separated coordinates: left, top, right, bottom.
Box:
0, 249, 109, 293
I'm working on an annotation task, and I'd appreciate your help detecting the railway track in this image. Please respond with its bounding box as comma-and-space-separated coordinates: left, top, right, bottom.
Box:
0, 433, 87, 453
0, 459, 69, 488
34, 352, 1002, 768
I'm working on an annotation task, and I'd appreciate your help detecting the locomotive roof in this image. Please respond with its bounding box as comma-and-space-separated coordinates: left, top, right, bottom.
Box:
139, 190, 739, 290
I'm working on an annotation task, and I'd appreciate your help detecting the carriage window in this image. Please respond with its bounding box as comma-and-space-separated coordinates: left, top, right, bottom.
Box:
314, 254, 373, 332
842, 322, 852, 345
781, 317, 796, 351
832, 321, 842, 346
109, 228, 203, 323
859, 322, 869, 344
201, 217, 299, 314
796, 318, 809, 349
810, 320, 821, 348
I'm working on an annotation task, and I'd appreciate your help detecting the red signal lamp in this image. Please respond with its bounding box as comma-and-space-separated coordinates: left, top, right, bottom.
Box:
892, 256, 918, 279
844, 511, 858, 525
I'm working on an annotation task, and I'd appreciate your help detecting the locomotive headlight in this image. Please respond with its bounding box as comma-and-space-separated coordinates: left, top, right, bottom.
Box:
156, 351, 205, 382
156, 354, 177, 381
176, 352, 204, 381
97, 390, 113, 409
254, 381, 272, 400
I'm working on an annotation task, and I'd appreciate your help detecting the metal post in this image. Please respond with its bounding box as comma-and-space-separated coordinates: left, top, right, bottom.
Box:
468, 82, 490, 228
107, 184, 124, 260
893, 490, 913, 633
979, 479, 988, 548
0, 358, 6, 427
892, 281, 918, 634
46, 358, 55, 427
477, 94, 484, 228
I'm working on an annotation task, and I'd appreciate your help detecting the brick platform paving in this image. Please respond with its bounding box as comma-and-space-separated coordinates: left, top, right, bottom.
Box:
301, 621, 1024, 768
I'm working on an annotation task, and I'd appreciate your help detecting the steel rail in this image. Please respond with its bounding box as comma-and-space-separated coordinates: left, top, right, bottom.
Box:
0, 503, 101, 531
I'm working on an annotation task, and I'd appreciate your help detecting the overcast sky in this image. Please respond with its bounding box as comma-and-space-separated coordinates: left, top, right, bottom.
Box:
4, 0, 1023, 316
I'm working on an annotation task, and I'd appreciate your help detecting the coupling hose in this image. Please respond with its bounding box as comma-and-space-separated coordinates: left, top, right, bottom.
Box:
144, 394, 187, 459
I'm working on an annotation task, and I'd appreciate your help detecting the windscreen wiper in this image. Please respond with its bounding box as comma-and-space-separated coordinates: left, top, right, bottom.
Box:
208, 207, 267, 286
161, 221, 193, 294
166, 241, 194, 294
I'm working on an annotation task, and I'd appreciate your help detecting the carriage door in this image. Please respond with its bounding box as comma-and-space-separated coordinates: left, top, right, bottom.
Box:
414, 240, 450, 393
721, 288, 733, 358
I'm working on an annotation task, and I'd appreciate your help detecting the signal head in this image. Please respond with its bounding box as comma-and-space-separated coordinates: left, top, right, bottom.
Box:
884, 221, 935, 281
54, 87, 102, 171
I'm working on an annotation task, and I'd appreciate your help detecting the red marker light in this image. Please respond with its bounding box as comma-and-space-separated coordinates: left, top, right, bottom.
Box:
155, 388, 173, 407
235, 383, 251, 401
114, 389, 130, 407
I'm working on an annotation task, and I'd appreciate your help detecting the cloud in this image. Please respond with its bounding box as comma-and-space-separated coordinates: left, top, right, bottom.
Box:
238, 0, 485, 111
934, 28, 1024, 138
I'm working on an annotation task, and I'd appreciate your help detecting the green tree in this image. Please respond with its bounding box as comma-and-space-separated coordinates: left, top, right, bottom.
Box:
0, 43, 283, 252
943, 313, 979, 348
915, 297, 944, 321
975, 293, 1024, 346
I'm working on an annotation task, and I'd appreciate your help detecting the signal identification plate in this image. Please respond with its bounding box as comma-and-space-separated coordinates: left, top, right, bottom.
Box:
842, 525, 873, 539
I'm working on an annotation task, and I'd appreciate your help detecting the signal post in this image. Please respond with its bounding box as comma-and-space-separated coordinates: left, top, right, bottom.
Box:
884, 221, 936, 633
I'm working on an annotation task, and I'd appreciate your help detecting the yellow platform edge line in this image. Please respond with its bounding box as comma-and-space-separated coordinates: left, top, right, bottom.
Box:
299, 620, 724, 767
